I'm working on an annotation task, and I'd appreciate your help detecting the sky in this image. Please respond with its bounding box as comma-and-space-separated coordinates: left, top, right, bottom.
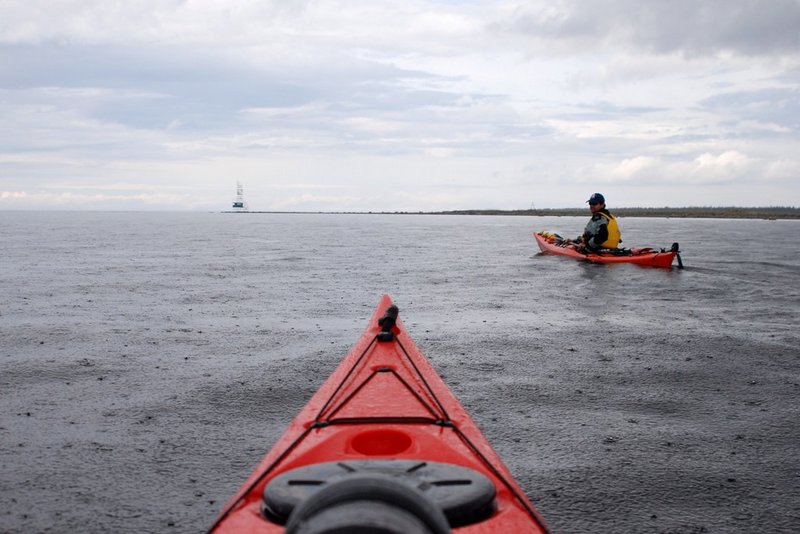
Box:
1, 0, 799, 212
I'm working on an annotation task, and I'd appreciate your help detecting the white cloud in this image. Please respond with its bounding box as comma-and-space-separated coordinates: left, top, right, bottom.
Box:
688, 150, 752, 183
737, 120, 791, 134
0, 190, 189, 208
1, 191, 28, 199
615, 156, 658, 179
341, 117, 406, 134
763, 159, 800, 182
574, 149, 793, 192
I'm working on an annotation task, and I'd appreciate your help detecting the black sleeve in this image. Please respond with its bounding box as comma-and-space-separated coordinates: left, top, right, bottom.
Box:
595, 223, 608, 245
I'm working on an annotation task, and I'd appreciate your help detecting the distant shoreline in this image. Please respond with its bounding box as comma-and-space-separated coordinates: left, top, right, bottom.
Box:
430, 207, 799, 219
222, 207, 799, 219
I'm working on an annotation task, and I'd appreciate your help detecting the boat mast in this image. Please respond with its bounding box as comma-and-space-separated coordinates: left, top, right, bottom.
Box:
232, 181, 247, 211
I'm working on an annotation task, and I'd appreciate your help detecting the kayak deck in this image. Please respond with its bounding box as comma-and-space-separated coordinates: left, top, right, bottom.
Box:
209, 295, 548, 533
534, 232, 682, 269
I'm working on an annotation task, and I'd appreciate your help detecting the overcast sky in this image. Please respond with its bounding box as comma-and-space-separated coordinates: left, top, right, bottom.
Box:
1, 0, 799, 211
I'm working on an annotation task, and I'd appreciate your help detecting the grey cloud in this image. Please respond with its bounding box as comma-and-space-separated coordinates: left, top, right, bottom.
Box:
558, 101, 667, 121
497, 0, 800, 56
1, 43, 467, 133
700, 87, 800, 127
1, 44, 317, 130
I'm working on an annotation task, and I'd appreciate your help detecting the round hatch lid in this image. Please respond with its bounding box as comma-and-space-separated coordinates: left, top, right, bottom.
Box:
262, 459, 496, 528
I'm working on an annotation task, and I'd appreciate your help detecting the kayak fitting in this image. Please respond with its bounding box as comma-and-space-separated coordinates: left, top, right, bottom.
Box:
377, 304, 399, 341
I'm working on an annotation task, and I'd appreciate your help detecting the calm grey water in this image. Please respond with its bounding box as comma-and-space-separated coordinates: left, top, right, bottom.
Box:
1, 212, 799, 533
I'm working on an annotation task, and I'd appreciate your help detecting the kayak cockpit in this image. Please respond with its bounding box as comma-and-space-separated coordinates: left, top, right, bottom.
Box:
262, 459, 496, 532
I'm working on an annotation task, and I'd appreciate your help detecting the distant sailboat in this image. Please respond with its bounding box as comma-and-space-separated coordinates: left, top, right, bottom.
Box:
232, 181, 247, 211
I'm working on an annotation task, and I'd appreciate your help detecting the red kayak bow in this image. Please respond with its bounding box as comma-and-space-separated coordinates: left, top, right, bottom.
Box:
209, 295, 549, 533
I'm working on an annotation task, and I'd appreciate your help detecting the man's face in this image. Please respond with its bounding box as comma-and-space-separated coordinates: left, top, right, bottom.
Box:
589, 202, 603, 213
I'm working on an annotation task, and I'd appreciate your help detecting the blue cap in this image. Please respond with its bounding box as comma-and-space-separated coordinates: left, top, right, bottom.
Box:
587, 193, 605, 204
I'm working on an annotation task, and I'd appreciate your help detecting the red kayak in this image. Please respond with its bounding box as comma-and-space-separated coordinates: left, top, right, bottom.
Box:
534, 231, 683, 269
209, 295, 549, 533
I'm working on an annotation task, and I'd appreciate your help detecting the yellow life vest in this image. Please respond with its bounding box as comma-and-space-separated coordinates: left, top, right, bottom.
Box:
599, 212, 621, 248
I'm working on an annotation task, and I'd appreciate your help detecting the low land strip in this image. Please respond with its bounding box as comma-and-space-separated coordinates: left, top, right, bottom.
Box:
224, 207, 799, 219
428, 207, 799, 219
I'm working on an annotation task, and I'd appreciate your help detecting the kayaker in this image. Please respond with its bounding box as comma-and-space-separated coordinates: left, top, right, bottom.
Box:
565, 193, 621, 251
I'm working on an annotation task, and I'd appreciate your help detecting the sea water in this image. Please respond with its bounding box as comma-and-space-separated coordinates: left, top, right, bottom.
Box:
1, 211, 798, 533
